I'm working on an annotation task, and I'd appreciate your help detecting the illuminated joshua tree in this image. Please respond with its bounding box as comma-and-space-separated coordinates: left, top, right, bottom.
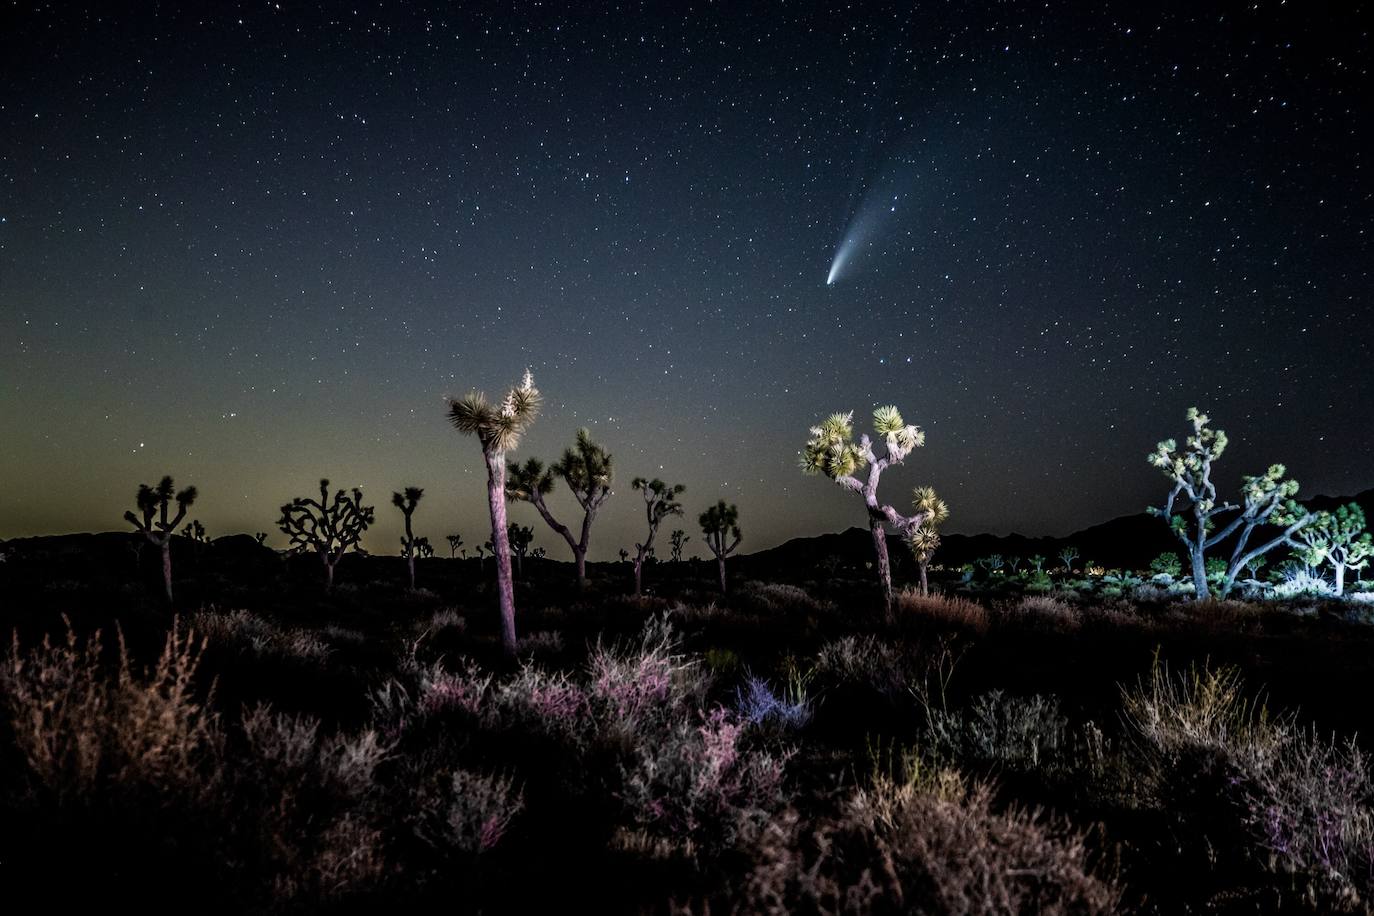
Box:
1294, 503, 1372, 597
802, 406, 932, 612
446, 533, 464, 559
631, 477, 685, 596
278, 479, 375, 590
447, 370, 541, 656
392, 486, 424, 590
699, 500, 742, 593
506, 428, 614, 587
1148, 408, 1312, 599
507, 523, 534, 578
670, 529, 689, 563
124, 475, 197, 605
1059, 546, 1079, 573
906, 486, 950, 597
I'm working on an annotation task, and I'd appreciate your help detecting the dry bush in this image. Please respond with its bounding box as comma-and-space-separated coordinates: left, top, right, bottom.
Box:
1007, 595, 1082, 631
2, 618, 222, 805
815, 634, 907, 699
736, 581, 831, 615
893, 590, 989, 634
192, 608, 332, 666
410, 767, 525, 856
729, 771, 1120, 915
926, 690, 1071, 771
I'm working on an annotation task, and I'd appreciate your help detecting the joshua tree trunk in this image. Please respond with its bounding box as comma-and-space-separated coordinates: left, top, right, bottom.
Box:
1189, 548, 1209, 600
528, 493, 590, 588
919, 560, 929, 597
869, 515, 893, 613
717, 556, 727, 593
487, 451, 517, 656
404, 513, 417, 591
1336, 563, 1347, 597
324, 554, 336, 590
161, 541, 174, 605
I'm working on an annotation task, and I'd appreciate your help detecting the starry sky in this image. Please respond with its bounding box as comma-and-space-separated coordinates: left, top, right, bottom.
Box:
2, 1, 1371, 560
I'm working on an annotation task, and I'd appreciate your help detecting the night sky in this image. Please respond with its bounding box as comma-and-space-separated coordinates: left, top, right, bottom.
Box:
2, 2, 1371, 560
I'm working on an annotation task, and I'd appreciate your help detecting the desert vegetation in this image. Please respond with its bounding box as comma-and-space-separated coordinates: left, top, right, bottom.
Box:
4, 400, 1373, 913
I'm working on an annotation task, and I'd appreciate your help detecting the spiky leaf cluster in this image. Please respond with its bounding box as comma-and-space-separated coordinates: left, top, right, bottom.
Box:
447, 369, 542, 454
800, 412, 866, 480
506, 458, 556, 501
125, 475, 198, 544
632, 477, 686, 525
552, 427, 614, 506
392, 486, 424, 514
278, 479, 375, 558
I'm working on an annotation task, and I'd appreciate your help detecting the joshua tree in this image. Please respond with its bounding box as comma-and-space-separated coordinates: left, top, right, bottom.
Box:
532, 547, 547, 559
1059, 546, 1079, 573
254, 532, 268, 546
1294, 503, 1372, 596
801, 406, 932, 612
1148, 408, 1313, 599
618, 548, 629, 564
670, 529, 690, 563
1029, 555, 1046, 575
123, 475, 197, 605
447, 370, 541, 656
278, 479, 375, 590
977, 554, 1004, 576
631, 477, 685, 596
413, 537, 434, 559
506, 428, 614, 588
699, 500, 742, 593
1006, 556, 1022, 574
474, 543, 487, 571
906, 486, 950, 597
182, 519, 207, 543
507, 523, 534, 578
392, 486, 425, 590
446, 533, 464, 559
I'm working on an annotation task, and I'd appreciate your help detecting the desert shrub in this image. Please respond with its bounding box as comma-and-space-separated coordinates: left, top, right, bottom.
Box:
815, 634, 906, 699
618, 706, 790, 857
517, 629, 564, 662
735, 668, 815, 732
419, 607, 467, 635
417, 657, 492, 720
893, 590, 989, 633
236, 704, 390, 902
728, 768, 1120, 915
1274, 571, 1334, 599
192, 608, 332, 666
927, 690, 1070, 771
1008, 595, 1081, 631
2, 619, 223, 805
490, 665, 588, 740
705, 646, 741, 674
410, 767, 524, 856
586, 612, 706, 729
736, 581, 829, 615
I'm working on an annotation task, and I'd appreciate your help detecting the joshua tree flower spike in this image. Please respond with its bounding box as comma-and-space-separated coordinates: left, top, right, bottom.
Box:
699, 500, 742, 592
448, 369, 541, 656
123, 475, 197, 606
801, 406, 932, 615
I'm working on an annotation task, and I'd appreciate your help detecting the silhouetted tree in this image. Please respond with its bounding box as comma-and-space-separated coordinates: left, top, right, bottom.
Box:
1148, 408, 1312, 598
448, 369, 541, 656
699, 500, 742, 593
507, 523, 534, 578
413, 537, 434, 559
631, 477, 685, 596
802, 407, 932, 614
254, 532, 268, 546
507, 428, 614, 588
278, 479, 375, 590
182, 519, 207, 543
669, 529, 689, 563
532, 547, 547, 559
393, 486, 425, 590
124, 475, 197, 605
906, 486, 950, 596
618, 548, 629, 564
446, 533, 464, 558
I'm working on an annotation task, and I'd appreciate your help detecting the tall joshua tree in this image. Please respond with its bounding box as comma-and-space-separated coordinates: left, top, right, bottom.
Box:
278, 479, 375, 590
446, 533, 464, 559
447, 369, 541, 656
1148, 408, 1313, 599
670, 529, 690, 563
801, 406, 932, 613
699, 500, 742, 593
392, 486, 424, 590
506, 428, 614, 587
631, 477, 685, 596
906, 486, 950, 597
124, 475, 197, 605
